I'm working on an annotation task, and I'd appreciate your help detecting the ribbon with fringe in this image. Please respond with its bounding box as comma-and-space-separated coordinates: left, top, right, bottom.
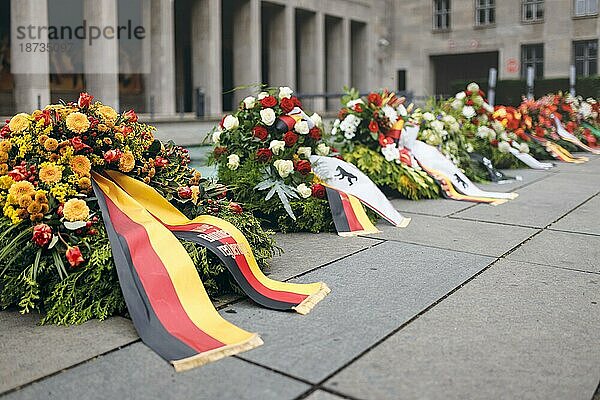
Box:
529, 134, 588, 163
324, 185, 380, 237
552, 115, 600, 155
93, 171, 329, 371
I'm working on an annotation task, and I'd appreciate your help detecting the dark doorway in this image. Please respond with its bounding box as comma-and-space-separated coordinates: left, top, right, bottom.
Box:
431, 51, 498, 96
221, 0, 235, 111
175, 0, 193, 112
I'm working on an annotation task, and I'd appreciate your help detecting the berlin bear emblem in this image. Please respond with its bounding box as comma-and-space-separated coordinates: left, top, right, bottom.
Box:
453, 173, 468, 189
335, 166, 358, 186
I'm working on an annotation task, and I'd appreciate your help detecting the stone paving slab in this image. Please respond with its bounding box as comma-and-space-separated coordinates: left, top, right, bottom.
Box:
269, 233, 381, 280
2, 343, 309, 400
453, 172, 600, 228
549, 153, 600, 174
507, 229, 600, 274
225, 241, 494, 383
324, 260, 600, 400
370, 213, 538, 257
390, 198, 475, 217
0, 312, 138, 394
550, 194, 600, 236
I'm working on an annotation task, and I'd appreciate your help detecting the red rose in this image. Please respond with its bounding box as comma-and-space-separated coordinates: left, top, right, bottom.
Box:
295, 159, 311, 175
280, 98, 295, 113
283, 131, 298, 147
368, 120, 379, 133
103, 149, 122, 163
308, 126, 322, 140
253, 126, 268, 141
311, 183, 326, 199
490, 139, 499, 146
535, 126, 545, 137
378, 133, 394, 147
368, 93, 382, 106
338, 109, 348, 120
178, 186, 192, 199
260, 95, 277, 108
229, 202, 243, 214
466, 99, 474, 106
292, 97, 303, 108
465, 90, 472, 96
71, 136, 91, 152
66, 246, 85, 268
256, 148, 273, 162
354, 104, 363, 113
213, 146, 228, 157
123, 109, 138, 123
78, 92, 94, 108
32, 224, 52, 247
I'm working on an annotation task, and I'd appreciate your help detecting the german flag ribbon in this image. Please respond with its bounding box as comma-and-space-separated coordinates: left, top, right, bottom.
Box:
93, 171, 329, 371
529, 134, 588, 163
324, 185, 380, 237
552, 116, 600, 155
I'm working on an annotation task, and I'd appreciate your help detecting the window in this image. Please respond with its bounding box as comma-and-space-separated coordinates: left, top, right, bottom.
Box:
574, 0, 598, 16
521, 44, 544, 78
522, 0, 544, 22
397, 70, 406, 92
475, 0, 495, 26
433, 0, 451, 30
574, 40, 598, 76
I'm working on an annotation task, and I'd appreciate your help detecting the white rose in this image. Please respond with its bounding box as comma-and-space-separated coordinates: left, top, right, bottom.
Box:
273, 159, 294, 178
451, 99, 463, 110
397, 104, 408, 117
462, 106, 476, 119
422, 112, 435, 122
430, 120, 444, 133
260, 108, 276, 126
473, 95, 484, 106
243, 96, 256, 109
467, 82, 480, 92
212, 130, 221, 143
269, 140, 285, 155
519, 143, 530, 154
316, 143, 330, 156
223, 115, 239, 131
294, 120, 310, 135
296, 183, 312, 199
310, 112, 322, 126
227, 154, 240, 170
381, 143, 400, 163
498, 141, 511, 153
257, 91, 269, 100
483, 103, 494, 113
278, 86, 293, 99
346, 99, 364, 110
455, 91, 467, 100
297, 146, 312, 158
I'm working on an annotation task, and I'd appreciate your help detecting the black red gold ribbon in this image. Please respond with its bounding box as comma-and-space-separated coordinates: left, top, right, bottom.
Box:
93, 171, 330, 371
324, 185, 380, 236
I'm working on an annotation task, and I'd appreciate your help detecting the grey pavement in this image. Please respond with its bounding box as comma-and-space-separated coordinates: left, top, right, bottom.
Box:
2, 156, 600, 400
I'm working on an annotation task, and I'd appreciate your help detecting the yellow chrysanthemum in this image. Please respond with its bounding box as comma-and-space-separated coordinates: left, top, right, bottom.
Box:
0, 152, 7, 163
0, 140, 12, 152
38, 134, 49, 145
8, 113, 30, 134
8, 181, 35, 202
78, 176, 92, 190
70, 155, 92, 176
63, 198, 90, 222
97, 105, 118, 123
65, 112, 90, 133
0, 176, 14, 190
119, 151, 136, 172
39, 162, 63, 184
0, 164, 7, 175
44, 138, 59, 151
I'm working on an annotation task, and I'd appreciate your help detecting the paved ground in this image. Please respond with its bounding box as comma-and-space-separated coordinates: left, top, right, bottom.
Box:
1, 154, 599, 400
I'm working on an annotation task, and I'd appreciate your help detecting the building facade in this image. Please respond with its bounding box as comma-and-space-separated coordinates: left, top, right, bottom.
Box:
389, 0, 600, 97
0, 0, 387, 117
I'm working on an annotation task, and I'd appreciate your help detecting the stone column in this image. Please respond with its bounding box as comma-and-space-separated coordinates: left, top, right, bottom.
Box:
232, 0, 261, 106
83, 0, 119, 110
147, 0, 176, 115
265, 3, 295, 88
297, 10, 325, 111
326, 17, 350, 109
10, 0, 50, 111
192, 0, 222, 117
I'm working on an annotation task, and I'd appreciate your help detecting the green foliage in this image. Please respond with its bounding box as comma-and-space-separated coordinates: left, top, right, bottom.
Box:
343, 145, 440, 200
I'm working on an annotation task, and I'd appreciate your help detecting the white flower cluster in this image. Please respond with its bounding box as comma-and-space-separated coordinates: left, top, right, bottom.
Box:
338, 114, 362, 140
381, 143, 400, 163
